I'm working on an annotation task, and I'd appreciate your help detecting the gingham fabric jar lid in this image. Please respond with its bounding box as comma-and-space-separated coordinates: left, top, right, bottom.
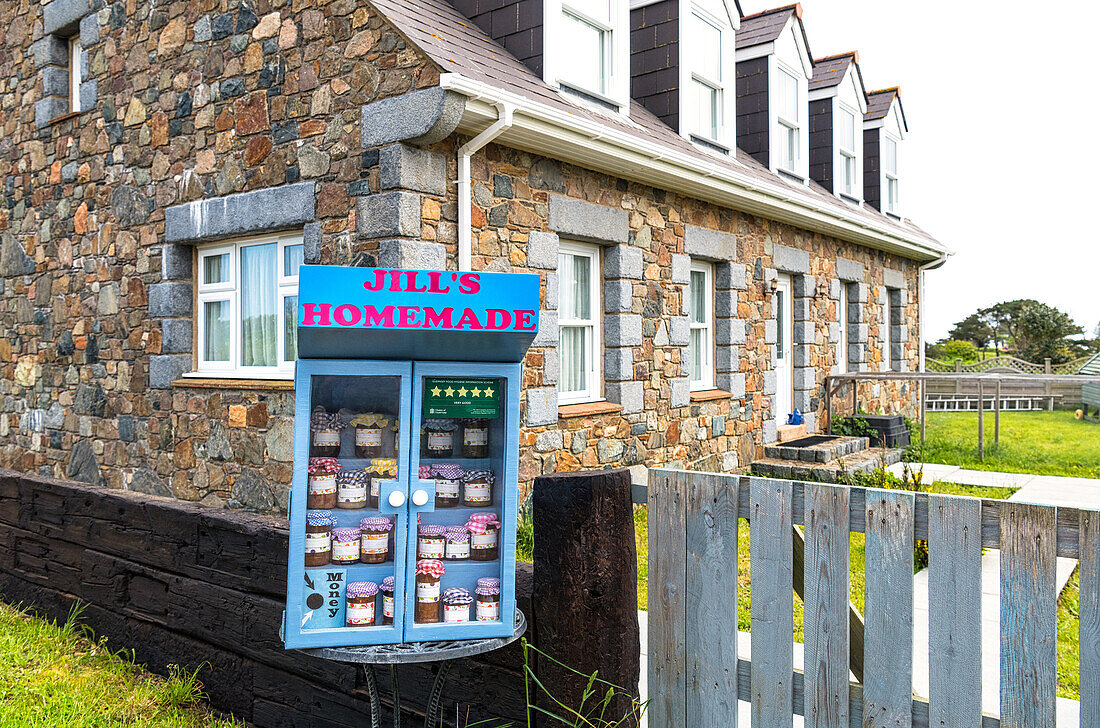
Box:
419, 465, 433, 480
466, 512, 501, 534
418, 524, 447, 537
442, 587, 473, 605
431, 463, 464, 480
381, 576, 395, 590
444, 526, 470, 542
305, 510, 337, 527
422, 419, 458, 431
462, 469, 495, 484
307, 457, 342, 474
310, 407, 343, 432
359, 516, 393, 533
349, 413, 395, 430
347, 581, 379, 598
476, 577, 501, 596
371, 458, 398, 476
337, 469, 371, 486
331, 527, 361, 542
416, 559, 445, 578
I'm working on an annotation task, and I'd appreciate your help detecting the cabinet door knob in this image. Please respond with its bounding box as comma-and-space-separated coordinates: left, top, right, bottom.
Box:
411, 489, 430, 507
388, 490, 406, 508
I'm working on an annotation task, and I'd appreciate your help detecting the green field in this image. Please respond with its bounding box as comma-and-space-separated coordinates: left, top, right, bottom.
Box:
915, 410, 1100, 479
0, 601, 240, 728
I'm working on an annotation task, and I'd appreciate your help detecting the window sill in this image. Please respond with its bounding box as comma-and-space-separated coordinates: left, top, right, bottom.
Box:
171, 377, 295, 391
557, 401, 624, 419
48, 111, 81, 126
690, 388, 732, 403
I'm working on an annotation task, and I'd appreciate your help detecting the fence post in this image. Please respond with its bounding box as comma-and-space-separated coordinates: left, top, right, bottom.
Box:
977, 380, 985, 460
532, 469, 640, 725
1045, 358, 1052, 374
955, 358, 962, 372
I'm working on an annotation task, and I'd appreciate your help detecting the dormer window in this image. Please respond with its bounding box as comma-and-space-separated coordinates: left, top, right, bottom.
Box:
838, 106, 857, 197
776, 66, 801, 173
686, 5, 734, 147
560, 2, 612, 96
883, 135, 899, 214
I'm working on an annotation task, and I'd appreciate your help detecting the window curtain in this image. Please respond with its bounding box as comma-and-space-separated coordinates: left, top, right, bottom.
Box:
560, 326, 587, 393
241, 243, 277, 367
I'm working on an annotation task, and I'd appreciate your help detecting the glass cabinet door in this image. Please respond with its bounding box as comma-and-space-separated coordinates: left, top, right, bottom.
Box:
285, 361, 412, 648
404, 362, 518, 640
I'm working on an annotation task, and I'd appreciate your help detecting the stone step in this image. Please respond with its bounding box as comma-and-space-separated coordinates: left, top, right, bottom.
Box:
751, 447, 905, 484
763, 435, 870, 464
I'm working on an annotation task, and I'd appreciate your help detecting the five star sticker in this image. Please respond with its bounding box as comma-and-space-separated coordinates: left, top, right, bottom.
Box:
431, 384, 495, 399
430, 386, 443, 397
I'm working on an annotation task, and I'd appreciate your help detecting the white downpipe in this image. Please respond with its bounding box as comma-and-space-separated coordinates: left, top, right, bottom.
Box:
457, 102, 515, 271
917, 253, 949, 371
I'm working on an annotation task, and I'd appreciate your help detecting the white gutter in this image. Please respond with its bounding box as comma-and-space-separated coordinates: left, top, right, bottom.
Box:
439, 72, 951, 263
457, 102, 515, 271
918, 252, 949, 371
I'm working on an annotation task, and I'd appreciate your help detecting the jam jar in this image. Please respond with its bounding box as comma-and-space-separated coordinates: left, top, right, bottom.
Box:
461, 418, 491, 458
381, 576, 395, 625
331, 527, 361, 564
442, 588, 473, 623
422, 419, 458, 458
310, 407, 343, 457
350, 413, 393, 459
467, 512, 500, 562
359, 516, 393, 563
369, 459, 398, 508
304, 510, 336, 567
475, 577, 501, 622
444, 526, 471, 560
346, 581, 378, 627
336, 469, 369, 509
424, 463, 463, 508
417, 524, 446, 560
415, 560, 445, 624
462, 469, 494, 507
307, 458, 341, 510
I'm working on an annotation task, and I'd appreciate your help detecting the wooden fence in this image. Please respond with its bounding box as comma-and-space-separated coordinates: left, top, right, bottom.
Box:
647, 469, 1099, 728
925, 355, 1093, 375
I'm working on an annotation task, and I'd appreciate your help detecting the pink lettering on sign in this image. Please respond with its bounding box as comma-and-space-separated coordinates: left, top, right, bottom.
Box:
360, 270, 482, 294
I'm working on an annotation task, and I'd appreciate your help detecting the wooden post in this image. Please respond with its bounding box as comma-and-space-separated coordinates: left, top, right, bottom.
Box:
532, 469, 640, 725
852, 378, 858, 419
977, 380, 985, 461
955, 358, 962, 372
995, 379, 1001, 446
920, 379, 927, 445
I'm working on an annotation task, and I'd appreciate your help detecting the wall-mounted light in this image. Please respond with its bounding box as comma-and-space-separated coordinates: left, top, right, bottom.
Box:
816, 279, 830, 299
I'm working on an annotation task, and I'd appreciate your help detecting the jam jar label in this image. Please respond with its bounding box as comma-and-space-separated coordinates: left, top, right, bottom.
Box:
332, 540, 359, 561
463, 428, 488, 446
443, 603, 469, 623
304, 533, 331, 553
435, 478, 460, 497
465, 481, 491, 503
309, 475, 337, 495
355, 427, 383, 447
426, 431, 453, 451
383, 594, 394, 618
370, 478, 380, 497
313, 430, 340, 446
445, 541, 470, 559
361, 533, 388, 555
471, 531, 496, 549
338, 485, 366, 503
416, 579, 441, 602
418, 538, 445, 559
346, 602, 375, 626
476, 601, 499, 621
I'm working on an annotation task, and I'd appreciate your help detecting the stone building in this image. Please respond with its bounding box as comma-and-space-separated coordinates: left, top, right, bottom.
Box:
0, 0, 947, 510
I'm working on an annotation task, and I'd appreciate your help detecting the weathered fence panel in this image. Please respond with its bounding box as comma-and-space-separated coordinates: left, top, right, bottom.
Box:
749, 476, 794, 728
647, 469, 1095, 728
685, 472, 739, 727
927, 494, 983, 728
863, 490, 914, 728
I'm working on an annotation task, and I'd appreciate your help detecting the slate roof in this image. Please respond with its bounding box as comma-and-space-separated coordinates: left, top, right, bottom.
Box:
365, 0, 942, 255
1079, 354, 1100, 376
809, 53, 854, 91
736, 5, 800, 49
865, 88, 899, 120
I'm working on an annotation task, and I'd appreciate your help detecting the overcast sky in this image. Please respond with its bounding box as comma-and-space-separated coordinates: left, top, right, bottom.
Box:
740, 0, 1100, 340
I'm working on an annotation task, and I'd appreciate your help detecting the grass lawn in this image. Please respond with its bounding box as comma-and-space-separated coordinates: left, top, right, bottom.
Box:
0, 601, 241, 728
915, 410, 1100, 479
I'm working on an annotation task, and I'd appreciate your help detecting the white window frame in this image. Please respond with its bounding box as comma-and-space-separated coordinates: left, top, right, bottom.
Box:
775, 64, 802, 175
68, 35, 81, 113
557, 241, 602, 405
883, 134, 900, 215
688, 260, 714, 391
544, 0, 629, 112
684, 5, 734, 149
836, 284, 849, 374
837, 104, 858, 199
194, 231, 303, 380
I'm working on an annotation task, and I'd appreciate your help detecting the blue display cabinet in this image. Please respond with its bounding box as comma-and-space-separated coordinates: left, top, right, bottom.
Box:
283, 266, 540, 649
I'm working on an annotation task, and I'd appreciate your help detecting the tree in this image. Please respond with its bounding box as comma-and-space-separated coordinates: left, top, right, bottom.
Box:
978, 299, 1039, 352
1094, 321, 1100, 339
1014, 302, 1083, 363
947, 313, 993, 349
940, 339, 978, 362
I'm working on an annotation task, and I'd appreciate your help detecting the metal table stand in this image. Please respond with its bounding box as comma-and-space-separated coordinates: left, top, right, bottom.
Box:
301, 610, 526, 728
